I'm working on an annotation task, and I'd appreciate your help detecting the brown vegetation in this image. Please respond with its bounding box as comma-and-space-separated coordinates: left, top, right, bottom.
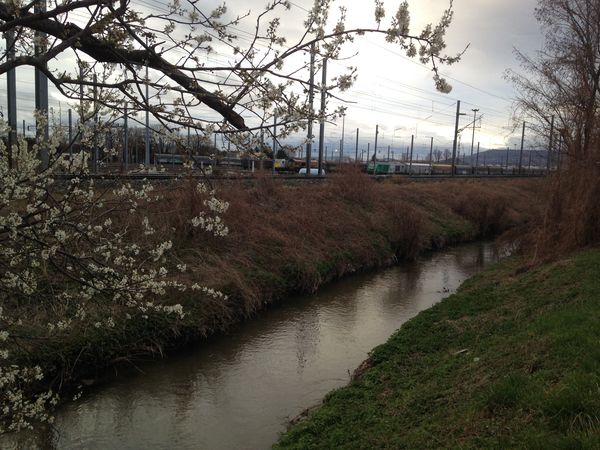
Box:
529, 163, 600, 260
163, 170, 540, 314
13, 171, 542, 397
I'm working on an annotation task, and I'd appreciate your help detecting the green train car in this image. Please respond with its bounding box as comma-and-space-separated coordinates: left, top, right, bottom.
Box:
367, 161, 432, 175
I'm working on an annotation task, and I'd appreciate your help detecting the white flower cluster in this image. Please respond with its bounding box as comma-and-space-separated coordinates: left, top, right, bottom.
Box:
0, 117, 229, 433
187, 185, 230, 237
190, 284, 229, 301
0, 364, 57, 434
190, 214, 229, 237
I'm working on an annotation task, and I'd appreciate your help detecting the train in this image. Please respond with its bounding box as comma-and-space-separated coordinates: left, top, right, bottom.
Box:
367, 161, 432, 175
367, 161, 547, 176
155, 154, 337, 173
153, 154, 547, 177
155, 153, 271, 171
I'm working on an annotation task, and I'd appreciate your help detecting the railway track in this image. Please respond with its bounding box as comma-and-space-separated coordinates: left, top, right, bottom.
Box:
54, 171, 545, 183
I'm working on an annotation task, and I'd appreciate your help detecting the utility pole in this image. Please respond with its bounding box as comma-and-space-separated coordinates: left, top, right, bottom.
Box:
409, 135, 414, 174
470, 108, 479, 169
366, 142, 371, 168
35, 0, 49, 168
387, 145, 390, 161
340, 107, 346, 163
6, 29, 16, 169
318, 57, 327, 175
547, 115, 555, 172
518, 121, 526, 174
145, 37, 151, 166
374, 125, 379, 163
305, 43, 316, 175
273, 114, 277, 174
428, 137, 434, 165
93, 74, 99, 173
68, 109, 73, 158
475, 142, 480, 169
212, 133, 217, 172
451, 101, 464, 176
79, 65, 85, 118
355, 128, 359, 163
123, 103, 129, 171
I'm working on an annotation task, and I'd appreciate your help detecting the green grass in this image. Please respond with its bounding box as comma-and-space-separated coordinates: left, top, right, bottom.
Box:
275, 248, 600, 449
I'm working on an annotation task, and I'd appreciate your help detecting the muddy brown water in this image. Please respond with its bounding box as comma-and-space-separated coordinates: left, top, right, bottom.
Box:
4, 242, 499, 450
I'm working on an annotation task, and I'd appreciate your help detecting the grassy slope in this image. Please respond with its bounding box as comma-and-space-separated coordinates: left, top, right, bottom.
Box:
276, 248, 600, 449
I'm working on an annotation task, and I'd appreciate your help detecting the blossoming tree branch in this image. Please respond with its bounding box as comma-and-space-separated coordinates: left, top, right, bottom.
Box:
0, 0, 460, 137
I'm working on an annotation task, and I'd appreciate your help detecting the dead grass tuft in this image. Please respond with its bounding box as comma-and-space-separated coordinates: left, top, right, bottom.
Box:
526, 156, 600, 261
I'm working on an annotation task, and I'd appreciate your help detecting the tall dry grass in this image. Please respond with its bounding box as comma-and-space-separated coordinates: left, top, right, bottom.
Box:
529, 158, 600, 260
146, 172, 542, 317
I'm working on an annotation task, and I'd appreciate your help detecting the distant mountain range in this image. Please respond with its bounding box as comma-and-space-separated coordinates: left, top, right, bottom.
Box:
447, 149, 552, 167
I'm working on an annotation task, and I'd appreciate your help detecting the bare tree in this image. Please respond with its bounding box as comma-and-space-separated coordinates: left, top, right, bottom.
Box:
508, 0, 600, 254
443, 148, 451, 161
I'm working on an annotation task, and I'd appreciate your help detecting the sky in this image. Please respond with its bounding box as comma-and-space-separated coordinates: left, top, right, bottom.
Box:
0, 0, 544, 159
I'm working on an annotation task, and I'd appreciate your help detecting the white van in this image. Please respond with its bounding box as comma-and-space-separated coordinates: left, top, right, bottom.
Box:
298, 168, 326, 175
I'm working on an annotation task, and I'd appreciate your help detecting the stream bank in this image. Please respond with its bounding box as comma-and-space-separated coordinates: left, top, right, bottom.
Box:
276, 247, 600, 449
6, 176, 542, 431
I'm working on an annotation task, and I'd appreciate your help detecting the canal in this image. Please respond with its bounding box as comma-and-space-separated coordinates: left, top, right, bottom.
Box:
6, 242, 499, 450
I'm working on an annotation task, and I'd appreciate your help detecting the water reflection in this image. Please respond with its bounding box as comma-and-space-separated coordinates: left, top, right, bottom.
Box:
2, 242, 498, 450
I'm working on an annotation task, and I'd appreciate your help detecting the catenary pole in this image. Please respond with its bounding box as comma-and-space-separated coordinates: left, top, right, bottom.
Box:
518, 121, 526, 174
355, 128, 359, 163
373, 125, 379, 163
451, 101, 462, 176
429, 136, 434, 164
305, 43, 316, 175
547, 115, 555, 172
273, 114, 277, 174
123, 103, 129, 171
68, 109, 73, 158
340, 108, 346, 163
318, 57, 327, 175
6, 30, 16, 168
93, 74, 99, 173
145, 39, 151, 166
35, 0, 49, 168
470, 108, 479, 167
409, 134, 414, 174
